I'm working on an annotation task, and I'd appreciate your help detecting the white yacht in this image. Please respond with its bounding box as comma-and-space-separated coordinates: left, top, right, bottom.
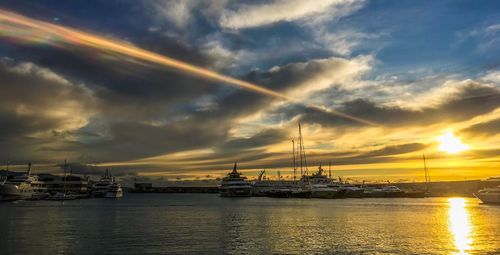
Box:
382, 185, 405, 197
0, 163, 47, 201
220, 163, 252, 197
91, 169, 123, 198
303, 166, 344, 199
363, 186, 385, 197
105, 182, 123, 198
252, 170, 292, 196
474, 186, 500, 204
363, 185, 404, 197
342, 184, 364, 198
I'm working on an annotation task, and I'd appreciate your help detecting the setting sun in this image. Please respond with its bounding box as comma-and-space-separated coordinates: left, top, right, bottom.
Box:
437, 131, 469, 154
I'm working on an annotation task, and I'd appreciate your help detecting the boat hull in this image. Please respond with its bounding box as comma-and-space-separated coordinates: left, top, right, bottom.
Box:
290, 190, 312, 198
0, 184, 33, 201
311, 190, 338, 199
267, 190, 292, 198
475, 193, 500, 204
105, 189, 123, 198
345, 189, 364, 198
220, 187, 252, 197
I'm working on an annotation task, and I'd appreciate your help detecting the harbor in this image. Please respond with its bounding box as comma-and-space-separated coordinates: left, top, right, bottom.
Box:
2, 162, 499, 203
0, 163, 122, 201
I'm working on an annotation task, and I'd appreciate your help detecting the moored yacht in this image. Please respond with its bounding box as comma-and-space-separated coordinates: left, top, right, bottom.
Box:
342, 184, 364, 198
382, 185, 405, 197
0, 163, 47, 201
105, 182, 123, 198
91, 169, 123, 198
252, 170, 292, 196
474, 185, 500, 204
220, 163, 252, 197
303, 166, 343, 199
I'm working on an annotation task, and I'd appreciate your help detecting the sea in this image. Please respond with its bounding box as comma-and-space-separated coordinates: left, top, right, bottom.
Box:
0, 194, 498, 255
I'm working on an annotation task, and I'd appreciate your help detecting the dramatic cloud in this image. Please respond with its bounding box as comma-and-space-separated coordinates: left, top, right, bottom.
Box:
460, 118, 500, 138
0, 59, 94, 158
0, 1, 499, 181
220, 0, 364, 29
281, 80, 500, 128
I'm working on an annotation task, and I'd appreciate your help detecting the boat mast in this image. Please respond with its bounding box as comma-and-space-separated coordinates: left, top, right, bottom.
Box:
63, 159, 67, 195
298, 122, 308, 176
298, 123, 303, 177
329, 161, 332, 179
292, 139, 296, 181
423, 153, 431, 193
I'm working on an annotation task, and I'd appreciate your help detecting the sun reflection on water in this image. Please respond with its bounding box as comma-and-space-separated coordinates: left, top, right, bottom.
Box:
448, 198, 473, 255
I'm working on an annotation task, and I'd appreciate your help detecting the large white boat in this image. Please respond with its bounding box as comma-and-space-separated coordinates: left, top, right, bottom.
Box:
474, 186, 500, 204
252, 170, 292, 196
363, 185, 404, 198
220, 163, 252, 197
0, 163, 47, 201
303, 166, 346, 199
91, 169, 123, 198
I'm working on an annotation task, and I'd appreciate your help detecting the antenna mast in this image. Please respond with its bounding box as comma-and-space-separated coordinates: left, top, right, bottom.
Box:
63, 159, 67, 195
423, 153, 430, 193
329, 161, 332, 179
292, 139, 296, 181
298, 122, 308, 176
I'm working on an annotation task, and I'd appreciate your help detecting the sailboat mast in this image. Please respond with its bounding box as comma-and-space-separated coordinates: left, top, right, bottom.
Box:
299, 123, 308, 175
298, 123, 303, 177
423, 153, 429, 192
329, 161, 332, 179
63, 159, 67, 195
292, 139, 296, 181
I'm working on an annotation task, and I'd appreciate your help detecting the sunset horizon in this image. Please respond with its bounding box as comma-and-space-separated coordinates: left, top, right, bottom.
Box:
1, 1, 499, 255
0, 1, 499, 184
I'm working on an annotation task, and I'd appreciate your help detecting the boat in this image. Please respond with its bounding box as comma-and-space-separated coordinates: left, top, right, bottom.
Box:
305, 166, 344, 199
362, 185, 405, 198
252, 170, 292, 197
46, 192, 76, 200
382, 185, 405, 197
0, 163, 47, 201
362, 186, 385, 197
219, 163, 252, 197
289, 186, 312, 198
105, 182, 123, 198
41, 160, 90, 200
91, 169, 123, 198
474, 185, 500, 204
341, 184, 364, 198
267, 187, 292, 198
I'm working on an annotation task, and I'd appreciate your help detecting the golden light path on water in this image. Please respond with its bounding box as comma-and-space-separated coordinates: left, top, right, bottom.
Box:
448, 198, 473, 255
0, 9, 378, 127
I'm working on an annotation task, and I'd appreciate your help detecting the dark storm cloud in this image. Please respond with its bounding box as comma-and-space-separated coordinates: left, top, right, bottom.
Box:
5, 44, 221, 121
55, 162, 137, 177
136, 142, 428, 174
216, 128, 288, 153
0, 59, 94, 160
281, 82, 500, 128
460, 118, 500, 137
65, 118, 229, 162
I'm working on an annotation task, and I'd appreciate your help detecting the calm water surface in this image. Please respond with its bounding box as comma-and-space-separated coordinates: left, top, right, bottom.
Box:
0, 194, 498, 254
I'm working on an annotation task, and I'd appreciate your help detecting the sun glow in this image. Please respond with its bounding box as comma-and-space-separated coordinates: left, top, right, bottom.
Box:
437, 131, 469, 154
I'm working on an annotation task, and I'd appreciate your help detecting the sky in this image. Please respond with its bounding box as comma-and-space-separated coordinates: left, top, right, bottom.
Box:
0, 0, 499, 183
